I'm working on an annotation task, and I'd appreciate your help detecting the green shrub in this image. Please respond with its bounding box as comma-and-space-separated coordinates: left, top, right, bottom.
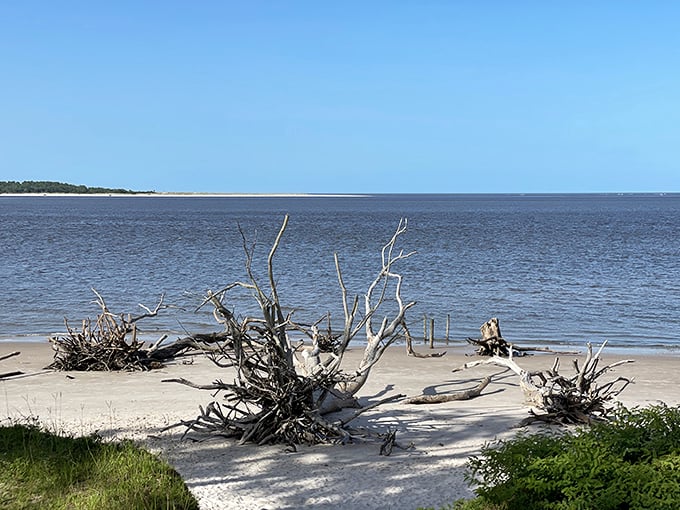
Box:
461, 404, 680, 510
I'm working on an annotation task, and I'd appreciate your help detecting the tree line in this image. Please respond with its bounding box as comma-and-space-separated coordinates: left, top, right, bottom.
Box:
0, 180, 151, 194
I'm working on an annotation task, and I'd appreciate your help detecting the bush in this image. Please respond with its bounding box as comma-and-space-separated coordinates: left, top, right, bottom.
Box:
462, 404, 680, 510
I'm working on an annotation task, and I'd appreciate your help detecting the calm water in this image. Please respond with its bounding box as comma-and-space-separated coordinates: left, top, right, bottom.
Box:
1, 194, 679, 352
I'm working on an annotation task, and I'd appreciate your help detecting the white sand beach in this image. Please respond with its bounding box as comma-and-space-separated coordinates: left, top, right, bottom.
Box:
1, 342, 678, 510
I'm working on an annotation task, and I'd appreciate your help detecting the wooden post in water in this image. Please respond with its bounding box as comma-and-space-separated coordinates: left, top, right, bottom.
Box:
445, 314, 451, 345
429, 318, 435, 349
423, 315, 428, 344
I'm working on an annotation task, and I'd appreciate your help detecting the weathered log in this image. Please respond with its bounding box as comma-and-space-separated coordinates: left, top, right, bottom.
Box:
0, 351, 22, 379
480, 317, 502, 340
467, 317, 511, 356
404, 376, 491, 404
147, 333, 228, 360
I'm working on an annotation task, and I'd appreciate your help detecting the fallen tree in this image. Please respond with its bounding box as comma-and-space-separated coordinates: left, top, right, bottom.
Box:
455, 341, 634, 424
47, 290, 223, 371
164, 216, 421, 445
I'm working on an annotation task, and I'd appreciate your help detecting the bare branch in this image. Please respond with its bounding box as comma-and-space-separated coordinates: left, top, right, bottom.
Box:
167, 217, 420, 446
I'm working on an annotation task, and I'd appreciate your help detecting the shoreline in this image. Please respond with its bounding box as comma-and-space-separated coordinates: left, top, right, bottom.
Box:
0, 192, 371, 198
2, 192, 678, 197
4, 335, 680, 358
2, 341, 679, 509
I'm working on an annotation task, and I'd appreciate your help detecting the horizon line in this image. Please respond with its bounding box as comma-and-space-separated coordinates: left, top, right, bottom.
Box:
1, 191, 678, 198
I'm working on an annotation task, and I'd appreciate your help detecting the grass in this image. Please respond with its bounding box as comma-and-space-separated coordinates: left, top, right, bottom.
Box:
0, 423, 199, 510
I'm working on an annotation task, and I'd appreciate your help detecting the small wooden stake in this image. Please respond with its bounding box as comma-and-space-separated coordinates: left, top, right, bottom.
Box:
429, 318, 435, 348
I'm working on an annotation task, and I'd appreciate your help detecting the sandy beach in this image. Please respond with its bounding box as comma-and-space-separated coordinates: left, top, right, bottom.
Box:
1, 341, 678, 510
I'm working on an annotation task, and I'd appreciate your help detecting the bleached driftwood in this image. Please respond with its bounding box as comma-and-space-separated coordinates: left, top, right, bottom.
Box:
165, 217, 431, 446
48, 290, 219, 371
455, 341, 634, 424
467, 317, 580, 356
404, 376, 491, 405
403, 320, 446, 358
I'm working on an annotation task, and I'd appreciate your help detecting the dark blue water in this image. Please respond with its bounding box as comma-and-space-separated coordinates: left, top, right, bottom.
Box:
1, 194, 679, 352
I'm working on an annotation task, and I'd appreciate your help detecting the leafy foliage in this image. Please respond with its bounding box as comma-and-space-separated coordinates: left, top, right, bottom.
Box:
0, 423, 198, 510
463, 404, 680, 510
0, 180, 147, 194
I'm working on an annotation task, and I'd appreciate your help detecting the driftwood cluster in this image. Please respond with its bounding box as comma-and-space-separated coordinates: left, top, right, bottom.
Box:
42, 215, 638, 445
47, 290, 220, 371
164, 216, 415, 446
458, 341, 634, 424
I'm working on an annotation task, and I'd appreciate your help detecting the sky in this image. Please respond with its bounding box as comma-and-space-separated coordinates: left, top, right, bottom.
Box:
1, 2, 679, 194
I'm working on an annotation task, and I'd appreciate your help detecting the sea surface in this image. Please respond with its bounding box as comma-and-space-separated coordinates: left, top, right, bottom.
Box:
1, 194, 679, 353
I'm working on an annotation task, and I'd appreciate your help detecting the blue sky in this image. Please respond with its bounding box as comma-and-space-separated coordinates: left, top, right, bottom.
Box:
1, 2, 679, 193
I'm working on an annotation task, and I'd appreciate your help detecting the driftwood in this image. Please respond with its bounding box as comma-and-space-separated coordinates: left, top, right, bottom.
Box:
47, 290, 216, 371
467, 317, 579, 356
0, 351, 20, 362
404, 376, 491, 404
466, 318, 512, 356
0, 351, 22, 379
403, 320, 446, 358
456, 341, 633, 424
165, 216, 424, 446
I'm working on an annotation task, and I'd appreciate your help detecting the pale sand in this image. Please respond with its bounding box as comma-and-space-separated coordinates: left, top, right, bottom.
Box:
1, 342, 678, 510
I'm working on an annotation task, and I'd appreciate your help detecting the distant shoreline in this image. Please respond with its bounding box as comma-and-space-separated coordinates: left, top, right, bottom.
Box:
1, 192, 677, 198
0, 192, 371, 198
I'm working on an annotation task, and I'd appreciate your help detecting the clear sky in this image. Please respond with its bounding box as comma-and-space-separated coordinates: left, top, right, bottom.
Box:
1, 2, 679, 193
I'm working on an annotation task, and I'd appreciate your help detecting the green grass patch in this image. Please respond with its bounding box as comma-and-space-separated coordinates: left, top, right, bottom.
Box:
0, 424, 198, 510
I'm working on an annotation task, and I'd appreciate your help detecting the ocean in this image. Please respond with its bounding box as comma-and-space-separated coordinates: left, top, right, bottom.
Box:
1, 194, 679, 352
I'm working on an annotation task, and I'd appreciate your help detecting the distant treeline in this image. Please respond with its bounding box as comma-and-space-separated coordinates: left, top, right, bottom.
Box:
0, 181, 152, 194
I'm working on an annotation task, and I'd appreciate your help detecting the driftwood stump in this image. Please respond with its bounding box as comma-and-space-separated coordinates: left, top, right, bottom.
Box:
468, 317, 579, 356
468, 317, 508, 356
